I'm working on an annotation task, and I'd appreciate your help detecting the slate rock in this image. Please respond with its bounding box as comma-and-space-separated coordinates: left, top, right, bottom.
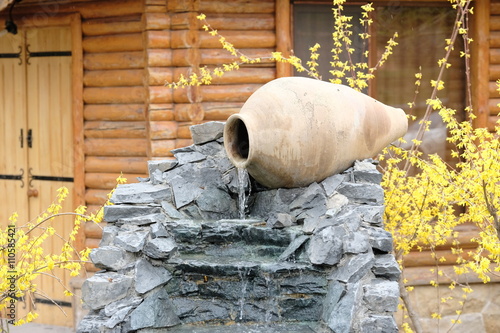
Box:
325, 193, 349, 217
104, 205, 161, 223
76, 315, 108, 333
148, 159, 178, 175
307, 226, 345, 266
151, 221, 169, 238
363, 279, 399, 313
161, 201, 185, 220
169, 175, 203, 208
372, 254, 401, 281
171, 298, 229, 324
196, 187, 236, 216
105, 296, 143, 317
290, 182, 327, 221
365, 226, 394, 253
111, 183, 171, 205
329, 251, 374, 283
280, 274, 328, 295
119, 213, 166, 226
194, 141, 224, 157
190, 121, 225, 144
100, 225, 120, 247
343, 232, 370, 254
144, 237, 178, 259
90, 246, 135, 271
174, 151, 206, 165
356, 205, 385, 226
336, 182, 384, 205
135, 258, 172, 294
279, 296, 323, 321
129, 288, 180, 330
321, 174, 346, 197
278, 234, 309, 262
361, 315, 398, 333
324, 282, 362, 333
114, 230, 149, 253
267, 213, 296, 229
81, 272, 133, 310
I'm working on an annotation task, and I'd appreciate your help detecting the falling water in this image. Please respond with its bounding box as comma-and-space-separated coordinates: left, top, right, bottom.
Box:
237, 168, 250, 220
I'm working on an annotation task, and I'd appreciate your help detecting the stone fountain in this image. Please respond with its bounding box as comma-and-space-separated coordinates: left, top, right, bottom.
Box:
78, 79, 405, 333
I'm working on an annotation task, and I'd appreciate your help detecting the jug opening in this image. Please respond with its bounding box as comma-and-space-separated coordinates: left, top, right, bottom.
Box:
226, 116, 250, 164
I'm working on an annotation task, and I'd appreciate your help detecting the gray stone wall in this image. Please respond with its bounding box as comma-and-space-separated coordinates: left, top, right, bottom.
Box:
78, 122, 400, 333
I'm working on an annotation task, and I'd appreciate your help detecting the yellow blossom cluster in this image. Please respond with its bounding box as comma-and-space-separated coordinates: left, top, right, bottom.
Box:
0, 174, 127, 325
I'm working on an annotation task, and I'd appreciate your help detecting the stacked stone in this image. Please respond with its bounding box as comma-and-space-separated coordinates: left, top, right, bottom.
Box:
78, 122, 400, 333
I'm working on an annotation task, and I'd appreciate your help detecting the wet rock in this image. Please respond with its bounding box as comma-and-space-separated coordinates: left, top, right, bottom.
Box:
172, 298, 229, 324
196, 187, 236, 218
267, 213, 296, 229
278, 234, 309, 262
129, 288, 180, 330
135, 258, 173, 294
190, 121, 225, 144
144, 237, 178, 259
324, 282, 362, 333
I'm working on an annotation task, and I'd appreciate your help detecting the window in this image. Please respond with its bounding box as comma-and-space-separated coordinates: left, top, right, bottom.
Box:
293, 2, 465, 161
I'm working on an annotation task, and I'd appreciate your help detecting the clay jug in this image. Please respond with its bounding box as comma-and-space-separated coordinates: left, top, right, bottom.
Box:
223, 77, 408, 188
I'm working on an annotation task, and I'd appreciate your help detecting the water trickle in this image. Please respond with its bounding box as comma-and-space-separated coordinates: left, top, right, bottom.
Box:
237, 168, 250, 220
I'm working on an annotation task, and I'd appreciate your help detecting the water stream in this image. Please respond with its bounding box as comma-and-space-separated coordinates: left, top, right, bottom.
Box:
237, 168, 250, 220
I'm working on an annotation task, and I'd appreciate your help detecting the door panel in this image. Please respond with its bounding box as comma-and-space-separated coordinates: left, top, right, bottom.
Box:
0, 32, 28, 225
0, 26, 74, 327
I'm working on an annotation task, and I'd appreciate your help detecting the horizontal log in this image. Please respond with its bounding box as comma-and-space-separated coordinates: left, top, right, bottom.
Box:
146, 0, 165, 5
490, 81, 500, 97
171, 30, 275, 49
149, 104, 175, 121
489, 98, 500, 115
490, 31, 500, 48
202, 102, 243, 120
143, 12, 171, 30
84, 87, 145, 104
83, 34, 143, 53
488, 116, 500, 131
403, 249, 472, 268
145, 5, 167, 13
490, 64, 500, 80
84, 104, 146, 121
84, 138, 148, 156
146, 31, 171, 49
491, 48, 500, 64
13, 0, 143, 20
150, 139, 176, 157
199, 84, 262, 102
85, 156, 148, 174
84, 220, 104, 239
85, 172, 144, 189
492, 3, 500, 15
84, 51, 145, 70
84, 238, 101, 250
168, 0, 274, 14
172, 85, 201, 103
147, 49, 173, 67
177, 123, 195, 139
84, 121, 147, 138
149, 86, 174, 103
174, 103, 204, 122
176, 139, 193, 149
82, 18, 143, 36
150, 121, 178, 140
86, 205, 104, 216
491, 15, 500, 31
172, 67, 275, 85
171, 48, 275, 67
403, 264, 500, 286
84, 69, 143, 87
85, 189, 110, 206
171, 13, 274, 30
148, 67, 173, 85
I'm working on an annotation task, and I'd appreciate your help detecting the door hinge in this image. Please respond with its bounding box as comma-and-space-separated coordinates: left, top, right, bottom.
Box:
19, 128, 23, 148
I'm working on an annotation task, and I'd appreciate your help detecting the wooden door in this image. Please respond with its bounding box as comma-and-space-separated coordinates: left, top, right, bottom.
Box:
0, 26, 74, 327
